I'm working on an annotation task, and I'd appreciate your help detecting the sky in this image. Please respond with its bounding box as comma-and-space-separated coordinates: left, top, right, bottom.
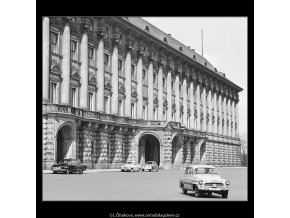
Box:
144, 17, 247, 136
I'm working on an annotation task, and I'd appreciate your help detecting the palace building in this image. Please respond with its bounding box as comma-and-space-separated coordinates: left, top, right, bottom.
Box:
42, 17, 243, 170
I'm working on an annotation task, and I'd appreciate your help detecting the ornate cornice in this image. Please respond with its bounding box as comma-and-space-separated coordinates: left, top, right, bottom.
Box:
96, 25, 107, 40
125, 39, 134, 52
80, 17, 91, 33
111, 26, 122, 47
137, 46, 145, 58
166, 57, 174, 71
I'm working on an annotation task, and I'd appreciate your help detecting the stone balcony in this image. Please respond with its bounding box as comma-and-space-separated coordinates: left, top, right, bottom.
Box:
43, 103, 181, 129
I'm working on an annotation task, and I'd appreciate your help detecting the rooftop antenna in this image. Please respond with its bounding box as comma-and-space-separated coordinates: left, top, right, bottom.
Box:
201, 29, 204, 57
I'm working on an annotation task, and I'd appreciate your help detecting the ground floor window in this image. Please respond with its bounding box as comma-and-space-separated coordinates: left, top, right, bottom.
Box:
105, 96, 110, 114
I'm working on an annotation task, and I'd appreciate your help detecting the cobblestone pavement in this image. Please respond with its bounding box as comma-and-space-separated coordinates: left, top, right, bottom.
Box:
42, 167, 247, 201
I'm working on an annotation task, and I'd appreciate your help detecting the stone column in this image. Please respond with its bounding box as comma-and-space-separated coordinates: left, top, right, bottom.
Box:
166, 69, 172, 121
195, 81, 201, 131
111, 44, 119, 115
43, 17, 50, 102
231, 98, 235, 137
96, 36, 105, 112
202, 84, 207, 132
79, 30, 89, 109
175, 72, 180, 123
147, 56, 154, 120
218, 92, 223, 135
182, 76, 187, 127
213, 88, 218, 134
60, 20, 71, 105
207, 87, 212, 133
227, 96, 231, 136
189, 80, 194, 130
223, 95, 227, 136
124, 50, 132, 117
136, 47, 144, 119
235, 99, 240, 137
157, 62, 164, 121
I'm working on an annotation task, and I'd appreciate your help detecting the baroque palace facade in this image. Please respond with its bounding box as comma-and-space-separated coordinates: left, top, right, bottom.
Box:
42, 16, 243, 170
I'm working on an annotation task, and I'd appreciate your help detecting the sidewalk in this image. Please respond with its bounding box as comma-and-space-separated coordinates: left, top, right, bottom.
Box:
43, 169, 121, 174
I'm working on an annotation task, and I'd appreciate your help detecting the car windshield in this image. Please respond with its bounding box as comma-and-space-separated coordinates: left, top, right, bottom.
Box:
195, 167, 219, 175
145, 161, 154, 164
126, 162, 135, 165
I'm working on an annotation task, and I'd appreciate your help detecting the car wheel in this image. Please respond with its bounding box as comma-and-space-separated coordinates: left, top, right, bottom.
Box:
130, 168, 134, 172
79, 169, 83, 174
221, 191, 228, 198
207, 192, 212, 197
194, 186, 201, 198
66, 169, 70, 174
181, 184, 187, 194
142, 169, 144, 171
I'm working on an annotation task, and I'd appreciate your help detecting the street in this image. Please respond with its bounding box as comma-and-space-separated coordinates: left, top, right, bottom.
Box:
42, 168, 247, 201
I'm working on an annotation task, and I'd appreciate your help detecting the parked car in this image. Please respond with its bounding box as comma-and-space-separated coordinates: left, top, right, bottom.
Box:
142, 161, 159, 172
51, 159, 87, 174
121, 161, 142, 172
179, 165, 230, 198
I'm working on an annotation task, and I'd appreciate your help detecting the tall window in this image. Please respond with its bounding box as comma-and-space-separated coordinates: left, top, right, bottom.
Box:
171, 80, 174, 93
50, 32, 58, 54
172, 113, 175, 121
104, 96, 109, 114
88, 47, 94, 66
51, 83, 57, 103
163, 77, 166, 90
88, 92, 93, 110
187, 117, 190, 129
180, 114, 183, 124
163, 111, 166, 121
131, 103, 135, 118
131, 64, 136, 81
142, 106, 147, 120
187, 86, 189, 96
71, 88, 77, 107
153, 108, 157, 120
142, 69, 147, 85
104, 53, 109, 69
153, 73, 157, 88
118, 59, 123, 76
119, 100, 123, 116
70, 40, 77, 60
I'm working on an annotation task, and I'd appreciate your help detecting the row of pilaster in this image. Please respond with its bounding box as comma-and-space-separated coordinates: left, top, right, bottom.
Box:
43, 17, 240, 138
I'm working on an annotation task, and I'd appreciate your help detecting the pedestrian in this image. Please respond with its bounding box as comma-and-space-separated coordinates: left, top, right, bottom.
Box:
77, 158, 82, 175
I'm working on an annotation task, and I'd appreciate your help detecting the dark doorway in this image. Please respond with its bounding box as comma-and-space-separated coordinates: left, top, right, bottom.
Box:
138, 134, 160, 165
56, 125, 74, 163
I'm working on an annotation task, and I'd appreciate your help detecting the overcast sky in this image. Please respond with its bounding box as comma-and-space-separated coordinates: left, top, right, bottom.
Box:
144, 17, 247, 136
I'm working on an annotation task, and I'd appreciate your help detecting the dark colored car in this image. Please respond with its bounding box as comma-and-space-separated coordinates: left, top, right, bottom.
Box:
51, 159, 87, 174
142, 161, 159, 172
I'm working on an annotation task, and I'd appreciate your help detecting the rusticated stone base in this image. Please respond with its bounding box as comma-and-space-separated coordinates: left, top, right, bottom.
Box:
42, 113, 242, 170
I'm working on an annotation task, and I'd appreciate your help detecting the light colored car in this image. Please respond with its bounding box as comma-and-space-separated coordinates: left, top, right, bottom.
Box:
121, 161, 142, 172
179, 165, 230, 198
142, 161, 159, 172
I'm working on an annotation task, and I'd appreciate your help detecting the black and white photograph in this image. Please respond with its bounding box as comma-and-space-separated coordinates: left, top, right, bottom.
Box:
41, 16, 248, 202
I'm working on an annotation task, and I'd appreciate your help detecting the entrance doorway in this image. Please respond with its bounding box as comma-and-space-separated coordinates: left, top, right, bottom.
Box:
138, 134, 160, 166
56, 124, 75, 163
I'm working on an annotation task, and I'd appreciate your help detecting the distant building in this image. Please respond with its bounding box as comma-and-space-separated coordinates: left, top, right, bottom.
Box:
42, 17, 243, 170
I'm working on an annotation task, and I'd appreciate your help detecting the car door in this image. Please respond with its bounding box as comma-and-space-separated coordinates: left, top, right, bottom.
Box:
184, 167, 194, 190
182, 168, 190, 189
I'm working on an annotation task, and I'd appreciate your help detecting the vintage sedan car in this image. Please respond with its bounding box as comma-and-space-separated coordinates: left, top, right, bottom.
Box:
142, 161, 159, 172
51, 159, 87, 174
179, 165, 230, 198
120, 161, 142, 172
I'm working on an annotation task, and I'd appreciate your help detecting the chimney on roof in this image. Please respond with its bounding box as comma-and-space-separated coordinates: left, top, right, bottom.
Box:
168, 33, 171, 36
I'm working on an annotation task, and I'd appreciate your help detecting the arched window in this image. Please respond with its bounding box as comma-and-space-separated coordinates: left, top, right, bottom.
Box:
193, 55, 196, 59
163, 37, 168, 43
204, 62, 207, 66
145, 25, 150, 32
179, 46, 183, 52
